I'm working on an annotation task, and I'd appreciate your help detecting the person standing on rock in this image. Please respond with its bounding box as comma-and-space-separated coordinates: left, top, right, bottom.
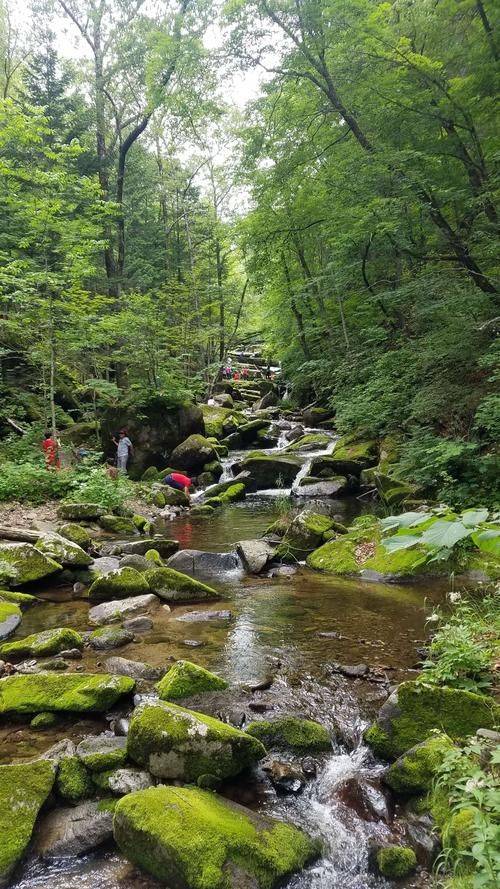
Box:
112, 429, 133, 473
163, 471, 193, 500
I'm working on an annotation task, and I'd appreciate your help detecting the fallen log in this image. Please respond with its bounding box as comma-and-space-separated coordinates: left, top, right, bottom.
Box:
0, 526, 42, 543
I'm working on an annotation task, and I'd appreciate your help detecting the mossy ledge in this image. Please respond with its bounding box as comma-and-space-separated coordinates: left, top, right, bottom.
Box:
113, 785, 320, 889
0, 672, 135, 715
0, 759, 55, 885
246, 717, 331, 752
0, 627, 83, 660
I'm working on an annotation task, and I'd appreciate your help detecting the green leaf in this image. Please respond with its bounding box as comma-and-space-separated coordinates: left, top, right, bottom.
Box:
462, 509, 489, 527
382, 533, 421, 552
420, 520, 472, 550
471, 530, 500, 557
380, 511, 428, 531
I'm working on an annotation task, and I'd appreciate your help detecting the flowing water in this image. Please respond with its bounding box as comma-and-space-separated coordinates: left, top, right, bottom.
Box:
4, 420, 446, 889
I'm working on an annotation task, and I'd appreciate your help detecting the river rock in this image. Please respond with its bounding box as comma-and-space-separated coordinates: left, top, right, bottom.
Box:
88, 626, 134, 651
40, 738, 76, 764
0, 602, 21, 641
127, 700, 265, 781
57, 503, 105, 521
35, 533, 92, 568
236, 539, 275, 574
384, 734, 454, 794
94, 766, 153, 795
0, 627, 83, 660
404, 813, 441, 868
102, 538, 179, 559
246, 717, 331, 751
144, 566, 220, 603
261, 757, 306, 794
105, 656, 165, 681
239, 453, 301, 490
285, 432, 331, 453
170, 434, 217, 472
365, 680, 500, 759
285, 424, 304, 442
0, 543, 61, 586
113, 785, 318, 888
88, 567, 150, 603
175, 609, 232, 622
167, 548, 241, 577
335, 775, 393, 823
35, 801, 113, 858
276, 510, 334, 561
0, 672, 135, 715
89, 556, 121, 577
0, 760, 55, 885
76, 734, 127, 771
89, 593, 160, 626
57, 523, 93, 550
119, 554, 150, 572
312, 436, 378, 476
294, 478, 352, 498
156, 660, 228, 701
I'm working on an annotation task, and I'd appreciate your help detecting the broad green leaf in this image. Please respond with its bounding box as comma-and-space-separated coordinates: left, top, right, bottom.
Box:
471, 530, 500, 557
462, 509, 489, 527
420, 521, 472, 550
380, 511, 428, 531
382, 534, 421, 552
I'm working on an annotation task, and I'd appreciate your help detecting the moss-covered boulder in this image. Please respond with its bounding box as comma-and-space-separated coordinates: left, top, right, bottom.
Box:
240, 453, 301, 491
76, 735, 127, 772
56, 756, 93, 802
203, 460, 224, 479
384, 734, 455, 795
201, 404, 242, 439
161, 487, 190, 507
35, 533, 92, 568
364, 681, 500, 760
0, 589, 38, 608
246, 717, 331, 752
170, 434, 217, 472
285, 433, 331, 453
127, 700, 265, 782
57, 503, 105, 521
30, 711, 58, 729
88, 567, 150, 604
191, 505, 215, 516
0, 602, 21, 641
57, 523, 93, 550
0, 672, 135, 715
277, 511, 334, 561
376, 845, 416, 879
144, 567, 219, 603
89, 626, 134, 651
152, 491, 166, 507
141, 466, 161, 481
0, 759, 55, 886
0, 542, 61, 586
156, 660, 228, 701
328, 434, 379, 475
113, 785, 318, 889
0, 627, 83, 660
98, 515, 138, 535
219, 483, 246, 503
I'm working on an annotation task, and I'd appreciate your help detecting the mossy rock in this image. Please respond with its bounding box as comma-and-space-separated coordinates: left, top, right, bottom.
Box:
57, 503, 105, 521
145, 549, 163, 565
196, 472, 215, 488
0, 627, 83, 660
246, 717, 331, 752
141, 466, 161, 481
306, 536, 360, 575
284, 433, 331, 453
204, 496, 223, 508
113, 785, 319, 889
89, 626, 134, 651
162, 487, 190, 507
152, 491, 166, 507
56, 756, 93, 802
0, 759, 55, 885
170, 434, 217, 471
35, 533, 92, 568
127, 700, 265, 782
57, 523, 93, 550
88, 567, 150, 604
98, 515, 138, 535
132, 515, 149, 532
384, 734, 455, 795
376, 845, 416, 879
446, 807, 476, 854
364, 681, 500, 760
144, 567, 219, 603
240, 453, 301, 491
76, 735, 127, 772
203, 460, 224, 478
0, 672, 135, 715
0, 542, 61, 586
156, 660, 228, 701
191, 505, 215, 516
201, 404, 234, 438
219, 483, 246, 503
0, 601, 22, 641
277, 511, 334, 561
330, 435, 379, 474
30, 711, 58, 729
0, 589, 38, 609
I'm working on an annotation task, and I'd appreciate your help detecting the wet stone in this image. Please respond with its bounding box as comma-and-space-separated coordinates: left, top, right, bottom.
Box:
34, 800, 113, 858
328, 662, 369, 678
261, 757, 306, 795
105, 656, 165, 682
123, 616, 154, 632
175, 609, 233, 622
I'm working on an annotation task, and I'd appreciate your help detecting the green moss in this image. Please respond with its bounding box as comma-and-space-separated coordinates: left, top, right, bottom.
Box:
57, 523, 92, 549
56, 756, 93, 802
333, 435, 378, 465
0, 672, 135, 715
246, 717, 331, 752
0, 542, 61, 585
219, 483, 246, 503
152, 491, 166, 507
306, 537, 360, 574
156, 660, 228, 701
57, 503, 104, 520
205, 496, 223, 508
89, 626, 133, 650
36, 534, 92, 568
99, 515, 138, 535
0, 601, 21, 639
385, 734, 455, 794
145, 549, 163, 565
113, 785, 319, 889
285, 433, 331, 452
0, 759, 55, 884
376, 845, 416, 878
88, 567, 150, 604
446, 808, 476, 853
30, 711, 58, 729
0, 627, 83, 659
362, 540, 432, 578
191, 505, 215, 516
98, 797, 118, 813
144, 567, 219, 603
132, 515, 148, 531
201, 404, 236, 438
77, 738, 127, 772
127, 700, 265, 782
0, 590, 37, 608
142, 466, 161, 481
364, 681, 500, 760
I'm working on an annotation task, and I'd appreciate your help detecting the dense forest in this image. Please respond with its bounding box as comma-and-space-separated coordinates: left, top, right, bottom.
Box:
0, 0, 498, 505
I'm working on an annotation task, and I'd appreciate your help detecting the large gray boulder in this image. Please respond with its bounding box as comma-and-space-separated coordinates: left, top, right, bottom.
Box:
236, 539, 275, 574
239, 454, 301, 490
0, 602, 21, 641
88, 593, 161, 626
170, 434, 217, 472
105, 656, 165, 681
102, 538, 178, 559
34, 801, 113, 858
167, 549, 241, 578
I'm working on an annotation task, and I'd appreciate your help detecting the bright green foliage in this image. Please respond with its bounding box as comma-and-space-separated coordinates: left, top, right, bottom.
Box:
246, 717, 331, 752
156, 659, 229, 700
0, 672, 135, 714
113, 785, 319, 888
0, 627, 83, 659
66, 467, 136, 513
376, 845, 416, 879
0, 760, 55, 884
0, 463, 74, 504
56, 756, 93, 802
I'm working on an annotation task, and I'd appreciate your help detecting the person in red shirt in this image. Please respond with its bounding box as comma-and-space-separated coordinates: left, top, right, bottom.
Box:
163, 471, 193, 500
42, 431, 60, 469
